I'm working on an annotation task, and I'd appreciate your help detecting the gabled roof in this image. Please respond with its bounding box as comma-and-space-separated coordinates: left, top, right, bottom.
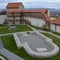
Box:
52, 16, 60, 25
7, 9, 47, 13
6, 2, 23, 8
7, 9, 50, 21
43, 13, 50, 22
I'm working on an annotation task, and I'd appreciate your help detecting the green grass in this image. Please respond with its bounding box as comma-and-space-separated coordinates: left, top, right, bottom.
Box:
42, 28, 51, 32
0, 25, 32, 34
0, 24, 6, 27
31, 25, 42, 30
31, 25, 51, 32
1, 34, 60, 60
52, 32, 60, 36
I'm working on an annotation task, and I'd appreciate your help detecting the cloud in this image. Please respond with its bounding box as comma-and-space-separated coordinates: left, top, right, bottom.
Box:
0, 0, 60, 9
0, 0, 60, 4
19, 0, 60, 3
18, 0, 60, 8
0, 0, 19, 9
0, 0, 19, 3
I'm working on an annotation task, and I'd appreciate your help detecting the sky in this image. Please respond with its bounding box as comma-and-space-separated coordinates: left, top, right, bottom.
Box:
0, 0, 60, 9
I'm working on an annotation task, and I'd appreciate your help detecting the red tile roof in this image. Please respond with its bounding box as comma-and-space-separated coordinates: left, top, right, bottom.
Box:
52, 16, 60, 25
6, 2, 23, 8
7, 9, 47, 13
44, 13, 50, 21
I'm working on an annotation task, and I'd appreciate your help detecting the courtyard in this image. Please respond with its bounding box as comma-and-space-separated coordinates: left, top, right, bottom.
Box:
0, 32, 60, 60
0, 24, 59, 60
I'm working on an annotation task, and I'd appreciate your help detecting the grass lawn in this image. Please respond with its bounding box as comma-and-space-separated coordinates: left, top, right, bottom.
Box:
52, 32, 60, 36
31, 25, 42, 30
0, 25, 32, 34
1, 33, 60, 60
0, 24, 6, 27
31, 25, 51, 32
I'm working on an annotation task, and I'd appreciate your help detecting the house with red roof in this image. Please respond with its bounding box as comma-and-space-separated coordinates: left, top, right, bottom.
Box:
5, 2, 50, 29
50, 16, 60, 33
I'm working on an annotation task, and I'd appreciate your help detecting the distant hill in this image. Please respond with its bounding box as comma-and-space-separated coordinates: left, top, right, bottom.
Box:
49, 8, 60, 17
0, 8, 60, 17
0, 8, 6, 15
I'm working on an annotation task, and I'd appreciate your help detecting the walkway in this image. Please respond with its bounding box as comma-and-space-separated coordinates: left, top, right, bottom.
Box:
0, 48, 23, 60
0, 40, 3, 48
48, 32, 60, 38
0, 39, 24, 60
38, 30, 60, 39
0, 31, 33, 36
28, 25, 60, 39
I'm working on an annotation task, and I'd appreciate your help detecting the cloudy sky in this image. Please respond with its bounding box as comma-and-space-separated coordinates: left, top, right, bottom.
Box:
0, 0, 60, 9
